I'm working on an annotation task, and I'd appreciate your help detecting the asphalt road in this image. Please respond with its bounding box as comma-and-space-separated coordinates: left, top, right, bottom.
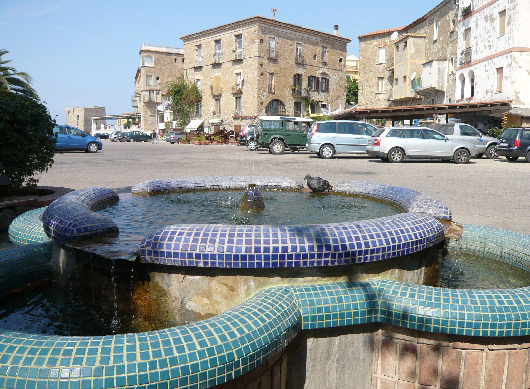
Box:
37, 141, 530, 234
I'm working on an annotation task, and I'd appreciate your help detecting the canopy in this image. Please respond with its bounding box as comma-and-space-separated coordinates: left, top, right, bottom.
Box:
184, 119, 204, 132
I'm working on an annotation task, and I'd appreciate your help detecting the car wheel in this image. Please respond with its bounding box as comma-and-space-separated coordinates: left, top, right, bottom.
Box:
486, 144, 498, 159
269, 139, 285, 155
387, 147, 405, 163
453, 148, 470, 164
247, 140, 258, 151
86, 142, 99, 153
319, 144, 335, 159
526, 151, 530, 163
506, 156, 518, 162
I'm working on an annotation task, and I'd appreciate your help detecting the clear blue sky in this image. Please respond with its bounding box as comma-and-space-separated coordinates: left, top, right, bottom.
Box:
1, 0, 441, 124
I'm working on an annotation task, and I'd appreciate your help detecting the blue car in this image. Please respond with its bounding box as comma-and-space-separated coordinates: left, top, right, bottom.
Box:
53, 125, 102, 153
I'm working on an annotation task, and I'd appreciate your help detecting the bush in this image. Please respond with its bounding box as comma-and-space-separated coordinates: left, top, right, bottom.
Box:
486, 127, 503, 139
0, 92, 55, 193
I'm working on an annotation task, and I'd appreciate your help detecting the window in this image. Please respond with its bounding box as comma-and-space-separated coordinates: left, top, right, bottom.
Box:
265, 99, 286, 115
308, 76, 319, 91
469, 72, 475, 97
148, 90, 155, 101
387, 129, 402, 137
460, 124, 480, 136
292, 73, 302, 94
294, 102, 302, 116
142, 55, 154, 66
296, 43, 303, 62
496, 67, 503, 92
423, 129, 445, 140
214, 98, 221, 115
378, 47, 385, 64
433, 20, 439, 41
268, 37, 276, 58
499, 10, 506, 37
321, 77, 329, 92
236, 73, 242, 89
156, 77, 160, 84
196, 79, 201, 91
195, 45, 203, 65
377, 77, 384, 92
146, 75, 153, 86
214, 40, 222, 63
403, 41, 408, 50
337, 122, 360, 135
460, 75, 465, 99
402, 128, 422, 139
464, 28, 471, 49
197, 102, 202, 116
235, 96, 242, 115
317, 122, 336, 133
235, 34, 243, 59
321, 46, 327, 63
402, 75, 407, 84
268, 73, 275, 93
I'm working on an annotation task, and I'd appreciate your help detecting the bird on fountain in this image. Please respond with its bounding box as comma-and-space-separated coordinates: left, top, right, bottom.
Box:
304, 174, 333, 193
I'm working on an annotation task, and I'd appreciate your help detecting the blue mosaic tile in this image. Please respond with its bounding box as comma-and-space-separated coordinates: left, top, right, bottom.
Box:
131, 176, 303, 195
335, 181, 452, 221
139, 213, 445, 268
8, 208, 50, 246
41, 188, 119, 243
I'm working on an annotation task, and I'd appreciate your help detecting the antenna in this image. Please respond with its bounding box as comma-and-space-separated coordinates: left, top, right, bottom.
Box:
271, 8, 277, 20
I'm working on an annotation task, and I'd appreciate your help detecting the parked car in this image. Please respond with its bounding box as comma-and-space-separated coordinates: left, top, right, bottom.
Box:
307, 120, 378, 158
110, 131, 122, 141
496, 128, 530, 162
165, 132, 185, 144
94, 132, 110, 139
366, 127, 477, 164
238, 125, 259, 150
118, 131, 151, 142
257, 116, 313, 154
428, 122, 499, 158
53, 125, 102, 153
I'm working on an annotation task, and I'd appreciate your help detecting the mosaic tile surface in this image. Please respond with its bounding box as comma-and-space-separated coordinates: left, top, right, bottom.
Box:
448, 224, 530, 272
42, 187, 119, 243
0, 225, 529, 388
139, 213, 445, 268
8, 207, 50, 246
131, 176, 304, 195
335, 181, 452, 221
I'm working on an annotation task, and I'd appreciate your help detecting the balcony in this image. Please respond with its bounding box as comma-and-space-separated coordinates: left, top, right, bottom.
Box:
267, 49, 277, 60
460, 47, 472, 65
295, 55, 305, 65
416, 60, 446, 94
232, 85, 243, 94
291, 86, 303, 96
213, 53, 222, 65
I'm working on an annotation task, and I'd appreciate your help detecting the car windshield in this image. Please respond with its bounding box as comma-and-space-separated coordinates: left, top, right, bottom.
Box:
501, 129, 519, 139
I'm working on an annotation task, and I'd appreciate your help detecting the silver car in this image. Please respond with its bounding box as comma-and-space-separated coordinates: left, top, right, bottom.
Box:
307, 120, 378, 158
428, 123, 499, 158
366, 127, 477, 164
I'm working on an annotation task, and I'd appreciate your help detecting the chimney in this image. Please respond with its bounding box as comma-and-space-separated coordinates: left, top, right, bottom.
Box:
334, 25, 339, 36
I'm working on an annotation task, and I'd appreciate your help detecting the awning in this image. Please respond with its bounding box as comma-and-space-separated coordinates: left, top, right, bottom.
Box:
184, 119, 204, 132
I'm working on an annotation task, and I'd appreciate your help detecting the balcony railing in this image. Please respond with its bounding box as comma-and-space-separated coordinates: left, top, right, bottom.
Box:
460, 47, 472, 65
295, 55, 305, 65
291, 86, 302, 96
268, 49, 277, 59
232, 85, 243, 94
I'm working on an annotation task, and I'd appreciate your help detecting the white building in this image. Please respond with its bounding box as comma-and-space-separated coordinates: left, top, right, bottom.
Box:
456, 0, 530, 127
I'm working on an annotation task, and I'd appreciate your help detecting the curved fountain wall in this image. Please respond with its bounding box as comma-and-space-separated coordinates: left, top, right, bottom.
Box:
2, 177, 529, 388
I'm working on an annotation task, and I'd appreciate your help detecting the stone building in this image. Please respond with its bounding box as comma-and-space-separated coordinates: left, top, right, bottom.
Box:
456, 0, 530, 127
65, 106, 106, 133
345, 54, 359, 80
358, 0, 458, 109
133, 44, 184, 134
180, 16, 350, 134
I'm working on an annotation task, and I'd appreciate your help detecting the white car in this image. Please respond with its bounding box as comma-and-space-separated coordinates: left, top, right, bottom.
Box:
366, 127, 477, 164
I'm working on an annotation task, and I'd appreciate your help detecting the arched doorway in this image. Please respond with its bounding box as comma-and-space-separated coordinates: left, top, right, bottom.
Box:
265, 99, 286, 115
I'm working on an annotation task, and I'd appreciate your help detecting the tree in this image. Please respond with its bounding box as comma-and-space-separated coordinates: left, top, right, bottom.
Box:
165, 76, 201, 128
346, 76, 358, 106
0, 49, 38, 100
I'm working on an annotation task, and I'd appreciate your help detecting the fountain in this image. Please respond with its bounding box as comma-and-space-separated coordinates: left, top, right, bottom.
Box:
1, 176, 529, 388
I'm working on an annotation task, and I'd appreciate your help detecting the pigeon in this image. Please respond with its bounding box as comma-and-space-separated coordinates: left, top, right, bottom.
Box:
304, 174, 333, 193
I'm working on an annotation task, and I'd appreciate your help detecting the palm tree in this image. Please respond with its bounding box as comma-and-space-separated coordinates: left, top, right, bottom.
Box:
0, 49, 38, 99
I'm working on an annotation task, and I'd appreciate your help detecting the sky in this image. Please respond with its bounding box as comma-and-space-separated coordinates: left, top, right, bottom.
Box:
1, 0, 442, 124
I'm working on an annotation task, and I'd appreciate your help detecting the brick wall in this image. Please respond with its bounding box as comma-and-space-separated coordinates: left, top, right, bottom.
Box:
372, 326, 529, 389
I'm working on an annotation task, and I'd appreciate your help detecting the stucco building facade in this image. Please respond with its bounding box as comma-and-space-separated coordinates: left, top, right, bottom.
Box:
180, 17, 350, 134
133, 44, 184, 134
65, 106, 106, 133
456, 0, 530, 127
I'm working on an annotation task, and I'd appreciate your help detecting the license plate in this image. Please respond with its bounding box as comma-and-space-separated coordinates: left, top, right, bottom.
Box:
499, 143, 507, 146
